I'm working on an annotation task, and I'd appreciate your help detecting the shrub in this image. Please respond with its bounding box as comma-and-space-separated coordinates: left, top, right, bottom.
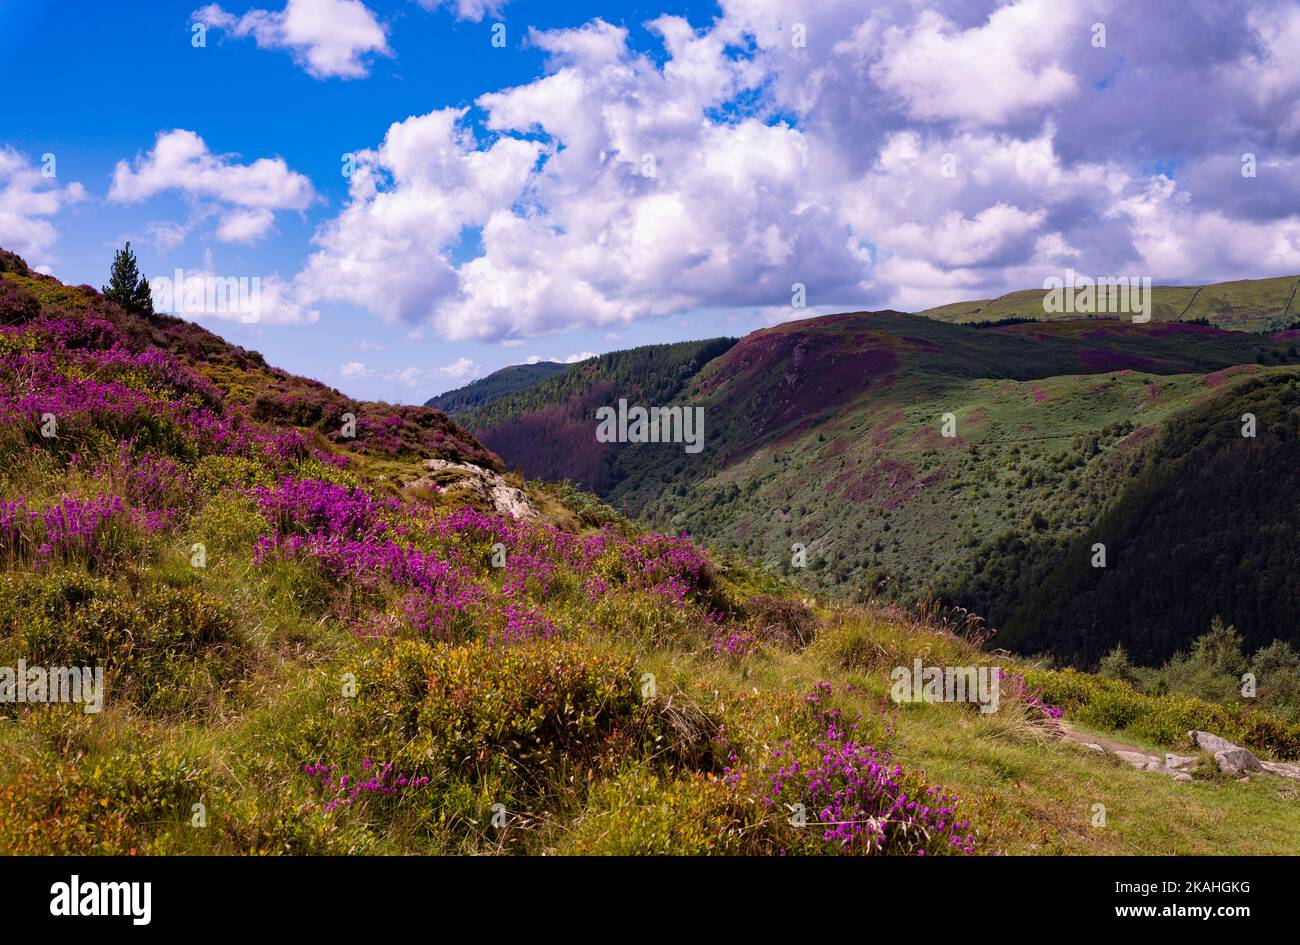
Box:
562, 768, 767, 854
760, 687, 979, 855
0, 571, 246, 714
346, 638, 642, 781
0, 278, 40, 322
0, 745, 205, 854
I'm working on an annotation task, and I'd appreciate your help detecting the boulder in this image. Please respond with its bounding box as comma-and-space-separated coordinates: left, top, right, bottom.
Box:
1164, 753, 1199, 772
1187, 732, 1264, 774
1215, 747, 1264, 775
1188, 730, 1238, 754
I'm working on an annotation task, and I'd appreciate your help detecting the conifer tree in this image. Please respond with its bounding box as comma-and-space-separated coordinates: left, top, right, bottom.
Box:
102, 242, 155, 316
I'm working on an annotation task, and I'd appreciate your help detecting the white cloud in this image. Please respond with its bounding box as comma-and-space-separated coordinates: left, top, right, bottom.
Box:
0, 148, 87, 267
339, 359, 469, 388
436, 356, 480, 380
872, 0, 1081, 126
389, 366, 425, 387
109, 130, 314, 245
290, 2, 1300, 337
215, 207, 276, 243
194, 0, 390, 79
143, 220, 193, 253
564, 351, 596, 363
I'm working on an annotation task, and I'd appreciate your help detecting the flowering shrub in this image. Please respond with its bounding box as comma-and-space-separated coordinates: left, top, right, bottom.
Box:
712, 627, 757, 658
303, 761, 431, 815
995, 669, 1065, 736
0, 494, 142, 567
761, 686, 978, 855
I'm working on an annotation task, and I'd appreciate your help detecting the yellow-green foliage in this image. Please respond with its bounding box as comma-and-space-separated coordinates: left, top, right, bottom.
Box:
562, 768, 769, 854
346, 638, 644, 780
2, 273, 92, 311
0, 737, 205, 855
0, 571, 246, 715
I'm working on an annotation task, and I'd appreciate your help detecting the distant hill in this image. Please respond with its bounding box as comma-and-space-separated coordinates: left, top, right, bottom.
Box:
461, 287, 1300, 665
916, 274, 1300, 333
460, 337, 737, 489
425, 361, 568, 416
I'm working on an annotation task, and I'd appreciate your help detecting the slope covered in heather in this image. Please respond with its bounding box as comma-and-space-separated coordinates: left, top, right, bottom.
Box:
4, 249, 1298, 857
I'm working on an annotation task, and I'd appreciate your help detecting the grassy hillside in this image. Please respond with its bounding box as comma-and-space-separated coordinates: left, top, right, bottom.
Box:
916, 274, 1300, 333
424, 361, 567, 417
2, 249, 1296, 856
464, 303, 1300, 666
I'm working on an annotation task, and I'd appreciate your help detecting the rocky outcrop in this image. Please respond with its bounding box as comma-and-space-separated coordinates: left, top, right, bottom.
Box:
1189, 731, 1267, 776
414, 459, 541, 521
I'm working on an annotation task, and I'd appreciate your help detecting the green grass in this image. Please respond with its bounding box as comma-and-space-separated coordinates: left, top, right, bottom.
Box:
915, 274, 1300, 333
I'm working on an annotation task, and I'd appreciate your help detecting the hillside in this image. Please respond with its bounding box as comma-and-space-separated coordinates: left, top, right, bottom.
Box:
462, 301, 1300, 666
5, 247, 1298, 856
916, 274, 1300, 333
424, 361, 567, 417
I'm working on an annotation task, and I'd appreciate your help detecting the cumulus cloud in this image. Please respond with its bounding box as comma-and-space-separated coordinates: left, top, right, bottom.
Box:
292, 0, 1300, 338
109, 129, 315, 244
194, 0, 391, 79
0, 148, 87, 266
871, 0, 1081, 126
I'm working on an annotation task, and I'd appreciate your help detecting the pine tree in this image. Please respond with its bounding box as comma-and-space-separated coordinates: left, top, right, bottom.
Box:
102, 242, 155, 316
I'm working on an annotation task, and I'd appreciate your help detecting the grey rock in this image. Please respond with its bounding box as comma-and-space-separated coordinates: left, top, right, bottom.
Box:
1215, 747, 1264, 774
1114, 750, 1157, 769
1261, 761, 1300, 780
1164, 753, 1199, 771
1189, 730, 1238, 754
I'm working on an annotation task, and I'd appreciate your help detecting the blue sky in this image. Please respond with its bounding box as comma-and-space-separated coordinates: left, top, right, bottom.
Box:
3, 0, 1298, 404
